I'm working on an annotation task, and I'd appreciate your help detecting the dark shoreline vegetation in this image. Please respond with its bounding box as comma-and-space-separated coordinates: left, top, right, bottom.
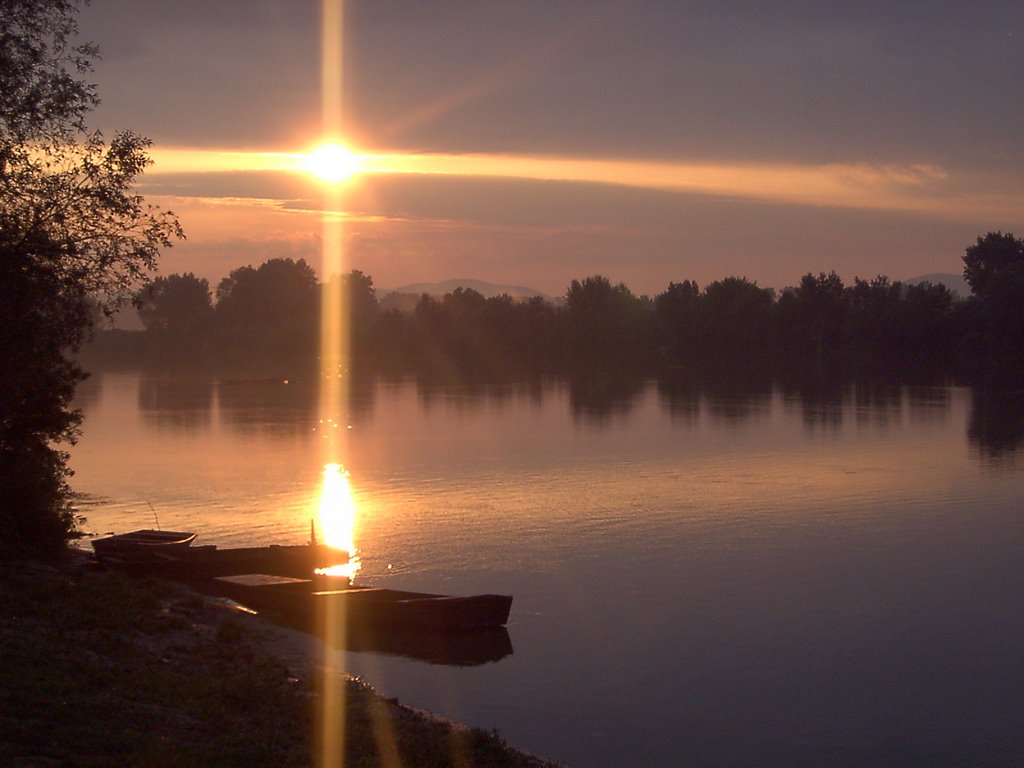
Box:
0, 553, 560, 768
84, 232, 1024, 387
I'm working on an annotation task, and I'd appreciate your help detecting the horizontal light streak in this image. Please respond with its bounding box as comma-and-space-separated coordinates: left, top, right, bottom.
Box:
148, 148, 308, 174
146, 146, 1022, 220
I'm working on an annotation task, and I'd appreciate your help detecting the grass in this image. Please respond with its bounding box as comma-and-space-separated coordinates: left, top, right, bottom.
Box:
0, 555, 559, 767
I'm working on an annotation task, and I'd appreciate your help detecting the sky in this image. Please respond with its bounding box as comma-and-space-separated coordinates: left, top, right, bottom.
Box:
76, 0, 1024, 297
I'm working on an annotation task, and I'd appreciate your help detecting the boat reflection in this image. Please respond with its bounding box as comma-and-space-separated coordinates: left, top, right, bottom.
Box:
276, 605, 514, 667
321, 623, 513, 667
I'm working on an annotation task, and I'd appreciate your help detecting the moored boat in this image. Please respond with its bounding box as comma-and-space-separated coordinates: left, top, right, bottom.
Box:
91, 529, 197, 560
93, 541, 346, 580
210, 573, 513, 632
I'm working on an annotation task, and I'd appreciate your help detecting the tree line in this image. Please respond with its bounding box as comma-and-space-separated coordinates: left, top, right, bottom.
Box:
92, 230, 1024, 384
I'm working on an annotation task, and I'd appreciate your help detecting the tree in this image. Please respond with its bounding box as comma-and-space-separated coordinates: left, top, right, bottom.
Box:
956, 232, 1024, 381
213, 258, 319, 371
963, 231, 1024, 299
0, 0, 97, 144
215, 258, 318, 323
0, 0, 182, 554
696, 277, 773, 365
339, 268, 380, 364
410, 288, 490, 377
653, 280, 701, 362
136, 273, 213, 333
564, 275, 651, 363
896, 281, 955, 374
776, 272, 846, 362
844, 276, 902, 367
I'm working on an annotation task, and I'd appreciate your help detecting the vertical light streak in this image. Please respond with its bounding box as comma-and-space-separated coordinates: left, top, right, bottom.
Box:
317, 3, 348, 768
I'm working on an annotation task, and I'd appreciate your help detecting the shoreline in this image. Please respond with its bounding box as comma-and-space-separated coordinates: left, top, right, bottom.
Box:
0, 552, 561, 767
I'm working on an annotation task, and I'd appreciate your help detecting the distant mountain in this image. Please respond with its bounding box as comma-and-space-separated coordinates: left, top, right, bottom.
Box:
379, 279, 551, 312
904, 272, 970, 299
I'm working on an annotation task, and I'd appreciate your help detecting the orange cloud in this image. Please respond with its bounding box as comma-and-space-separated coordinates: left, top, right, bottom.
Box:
146, 146, 1021, 222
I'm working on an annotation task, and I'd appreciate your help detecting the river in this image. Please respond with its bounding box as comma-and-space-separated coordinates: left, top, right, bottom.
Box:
71, 372, 1024, 767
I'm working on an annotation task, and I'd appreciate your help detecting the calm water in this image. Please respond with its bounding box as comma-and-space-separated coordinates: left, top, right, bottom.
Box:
71, 372, 1024, 767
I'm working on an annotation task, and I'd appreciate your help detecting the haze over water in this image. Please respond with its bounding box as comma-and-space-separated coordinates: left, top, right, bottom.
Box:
72, 372, 1024, 767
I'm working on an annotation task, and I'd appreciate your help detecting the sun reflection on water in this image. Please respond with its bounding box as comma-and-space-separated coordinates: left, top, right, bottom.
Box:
316, 462, 362, 580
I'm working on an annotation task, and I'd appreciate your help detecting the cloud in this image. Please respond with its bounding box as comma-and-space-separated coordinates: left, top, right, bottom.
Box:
145, 146, 1023, 224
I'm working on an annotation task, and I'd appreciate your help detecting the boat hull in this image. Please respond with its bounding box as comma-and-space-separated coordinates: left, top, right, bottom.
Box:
93, 543, 347, 580
210, 574, 513, 633
91, 529, 197, 559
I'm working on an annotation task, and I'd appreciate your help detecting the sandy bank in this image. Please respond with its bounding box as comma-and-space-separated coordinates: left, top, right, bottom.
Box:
0, 552, 561, 767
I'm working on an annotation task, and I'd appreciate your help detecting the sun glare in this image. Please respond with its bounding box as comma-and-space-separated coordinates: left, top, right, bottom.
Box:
316, 463, 362, 580
304, 142, 361, 183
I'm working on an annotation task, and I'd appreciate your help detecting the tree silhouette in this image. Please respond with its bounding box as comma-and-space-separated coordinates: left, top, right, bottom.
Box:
565, 275, 651, 364
214, 258, 318, 372
963, 231, 1024, 299
653, 280, 701, 363
697, 277, 774, 365
77, 228, 1024, 387
895, 281, 955, 375
960, 232, 1024, 381
136, 273, 213, 333
844, 276, 902, 369
776, 272, 845, 363
336, 269, 380, 367
1, 0, 181, 553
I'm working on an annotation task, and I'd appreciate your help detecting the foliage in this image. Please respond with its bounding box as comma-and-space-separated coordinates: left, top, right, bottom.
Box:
565, 275, 652, 363
957, 231, 1024, 381
696, 277, 774, 364
653, 280, 700, 360
844, 276, 903, 364
962, 231, 1024, 299
0, 0, 98, 144
136, 273, 213, 333
0, 0, 181, 554
213, 258, 318, 373
87, 227, 1024, 386
776, 271, 846, 359
405, 287, 564, 379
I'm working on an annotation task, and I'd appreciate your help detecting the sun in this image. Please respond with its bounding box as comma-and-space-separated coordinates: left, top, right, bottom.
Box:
303, 142, 361, 183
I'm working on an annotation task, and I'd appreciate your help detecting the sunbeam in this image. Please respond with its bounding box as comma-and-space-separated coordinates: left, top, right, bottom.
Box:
316, 2, 349, 767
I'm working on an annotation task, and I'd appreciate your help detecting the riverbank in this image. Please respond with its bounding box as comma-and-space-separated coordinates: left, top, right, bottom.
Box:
0, 553, 559, 767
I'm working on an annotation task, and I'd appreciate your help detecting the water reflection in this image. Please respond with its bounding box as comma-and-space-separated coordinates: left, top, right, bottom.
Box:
215, 376, 375, 436
779, 373, 846, 431
850, 381, 902, 429
906, 386, 952, 429
705, 385, 772, 425
217, 377, 318, 435
968, 388, 1024, 465
655, 375, 701, 425
567, 371, 646, 423
416, 376, 517, 413
316, 463, 361, 580
337, 626, 513, 667
274, 609, 513, 666
74, 373, 103, 414
656, 367, 774, 426
138, 376, 214, 432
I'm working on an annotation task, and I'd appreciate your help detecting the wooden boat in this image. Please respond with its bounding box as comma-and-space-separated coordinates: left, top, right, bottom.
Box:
91, 529, 197, 560
93, 541, 347, 580
210, 573, 513, 633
